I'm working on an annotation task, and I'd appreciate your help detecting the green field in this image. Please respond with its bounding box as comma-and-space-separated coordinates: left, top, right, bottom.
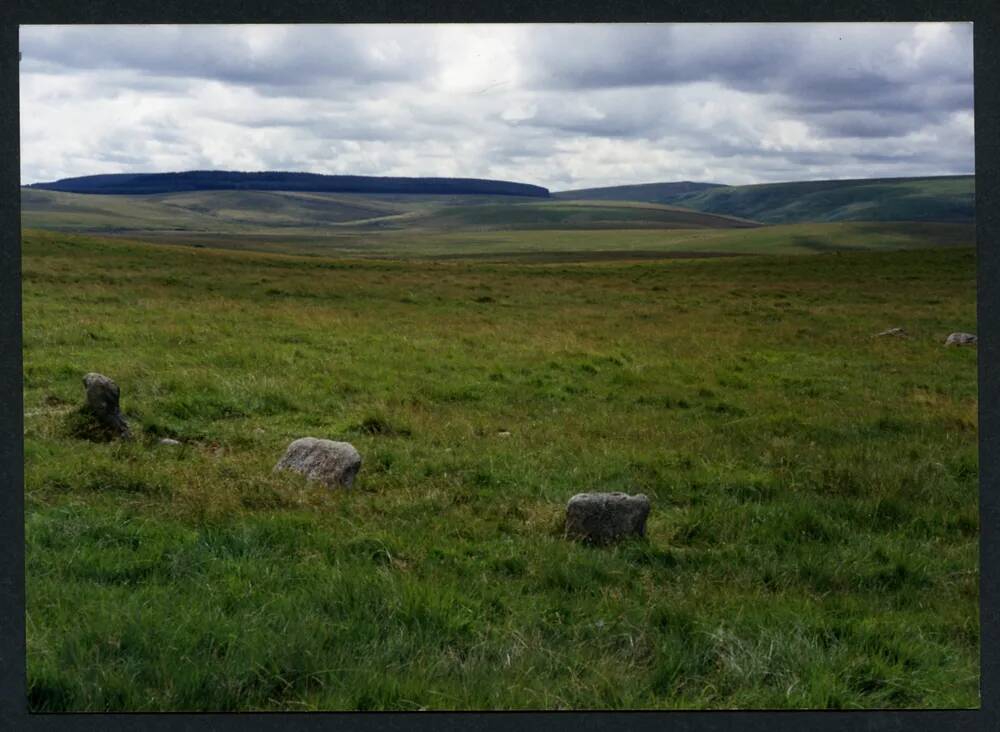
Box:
65, 221, 974, 262
22, 225, 978, 710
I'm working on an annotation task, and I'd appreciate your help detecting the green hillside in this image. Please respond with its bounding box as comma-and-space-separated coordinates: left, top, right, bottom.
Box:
19, 180, 975, 262
556, 176, 974, 225
670, 176, 975, 224
20, 188, 758, 236
553, 181, 725, 204
20, 189, 411, 234
401, 200, 757, 231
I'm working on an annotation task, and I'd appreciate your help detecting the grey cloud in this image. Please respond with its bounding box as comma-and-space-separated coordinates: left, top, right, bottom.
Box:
498, 87, 696, 141
509, 112, 656, 139
522, 24, 804, 91
485, 135, 560, 165
206, 106, 468, 145
19, 25, 439, 88
521, 24, 971, 99
783, 79, 973, 116
520, 24, 973, 147
807, 110, 929, 139
18, 24, 975, 189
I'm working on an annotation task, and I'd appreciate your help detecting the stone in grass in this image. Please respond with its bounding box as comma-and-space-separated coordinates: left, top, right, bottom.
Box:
275, 437, 362, 488
876, 327, 907, 338
81, 372, 131, 439
945, 332, 977, 347
158, 438, 181, 446
565, 492, 651, 545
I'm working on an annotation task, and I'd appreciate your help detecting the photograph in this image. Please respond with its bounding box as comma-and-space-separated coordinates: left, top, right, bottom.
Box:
17, 22, 978, 711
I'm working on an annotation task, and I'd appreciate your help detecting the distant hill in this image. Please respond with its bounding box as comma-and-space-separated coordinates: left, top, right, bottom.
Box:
553, 181, 725, 203
669, 175, 975, 224
26, 170, 551, 198
20, 188, 758, 236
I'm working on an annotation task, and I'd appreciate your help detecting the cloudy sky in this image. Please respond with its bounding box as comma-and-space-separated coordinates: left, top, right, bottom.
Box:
18, 23, 974, 190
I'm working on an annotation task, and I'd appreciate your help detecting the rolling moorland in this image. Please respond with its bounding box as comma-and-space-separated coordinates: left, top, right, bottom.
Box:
19, 172, 978, 710
558, 175, 974, 225
20, 173, 975, 259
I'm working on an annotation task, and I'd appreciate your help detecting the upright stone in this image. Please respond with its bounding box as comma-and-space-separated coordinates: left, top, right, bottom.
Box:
565, 492, 651, 544
275, 437, 362, 488
82, 372, 131, 439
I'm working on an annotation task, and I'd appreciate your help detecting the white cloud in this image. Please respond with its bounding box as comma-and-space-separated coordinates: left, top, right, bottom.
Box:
18, 23, 974, 189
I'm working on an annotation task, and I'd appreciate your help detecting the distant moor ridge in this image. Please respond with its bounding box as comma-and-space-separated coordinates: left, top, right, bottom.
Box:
27, 170, 551, 198
20, 172, 974, 251
556, 175, 975, 225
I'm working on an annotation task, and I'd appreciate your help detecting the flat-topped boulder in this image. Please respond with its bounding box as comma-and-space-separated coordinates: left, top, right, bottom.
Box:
565, 492, 651, 544
274, 437, 362, 488
945, 332, 977, 346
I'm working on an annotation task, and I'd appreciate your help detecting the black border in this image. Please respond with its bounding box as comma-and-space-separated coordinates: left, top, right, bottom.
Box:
2, 2, 996, 730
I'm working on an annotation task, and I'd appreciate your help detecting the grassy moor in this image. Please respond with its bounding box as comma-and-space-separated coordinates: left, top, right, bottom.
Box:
19, 20, 978, 715
21, 214, 978, 710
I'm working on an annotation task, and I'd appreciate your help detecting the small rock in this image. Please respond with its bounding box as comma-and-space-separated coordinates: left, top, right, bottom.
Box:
565, 492, 651, 545
275, 437, 362, 488
945, 332, 977, 346
82, 372, 131, 439
876, 327, 907, 338
158, 438, 181, 446
497, 430, 512, 438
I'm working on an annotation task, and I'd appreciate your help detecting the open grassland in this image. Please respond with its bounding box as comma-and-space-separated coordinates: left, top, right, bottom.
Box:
123, 220, 974, 261
20, 219, 975, 262
22, 230, 978, 710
